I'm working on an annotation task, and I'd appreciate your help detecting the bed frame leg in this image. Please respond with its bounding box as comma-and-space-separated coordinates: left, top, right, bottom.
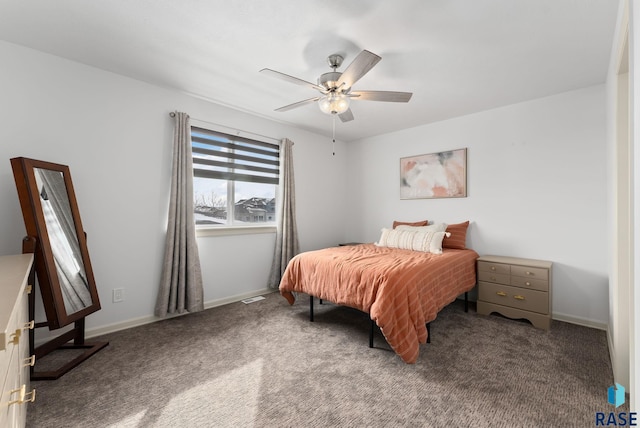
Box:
309, 295, 314, 322
426, 322, 431, 344
369, 319, 374, 348
464, 292, 469, 313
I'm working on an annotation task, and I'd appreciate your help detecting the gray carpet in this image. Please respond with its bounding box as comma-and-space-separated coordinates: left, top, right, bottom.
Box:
27, 292, 622, 427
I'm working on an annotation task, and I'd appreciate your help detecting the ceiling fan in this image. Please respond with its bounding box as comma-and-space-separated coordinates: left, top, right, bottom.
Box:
260, 50, 413, 123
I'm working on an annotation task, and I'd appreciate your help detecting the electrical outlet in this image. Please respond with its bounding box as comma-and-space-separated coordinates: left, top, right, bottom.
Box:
112, 288, 124, 303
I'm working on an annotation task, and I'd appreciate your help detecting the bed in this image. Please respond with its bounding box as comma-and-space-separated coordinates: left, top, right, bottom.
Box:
279, 228, 479, 363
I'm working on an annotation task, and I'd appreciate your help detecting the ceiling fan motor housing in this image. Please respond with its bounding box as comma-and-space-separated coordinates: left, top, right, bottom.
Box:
319, 71, 345, 91
320, 54, 348, 92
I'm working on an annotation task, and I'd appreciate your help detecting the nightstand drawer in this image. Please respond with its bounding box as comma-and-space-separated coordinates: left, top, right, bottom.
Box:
511, 265, 548, 281
510, 276, 548, 292
478, 282, 548, 315
478, 270, 510, 285
477, 261, 510, 275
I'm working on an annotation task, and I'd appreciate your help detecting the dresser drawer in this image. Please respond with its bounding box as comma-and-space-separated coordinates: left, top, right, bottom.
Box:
1, 298, 22, 371
477, 261, 510, 275
0, 338, 15, 389
478, 270, 510, 285
478, 282, 549, 315
510, 276, 549, 292
0, 344, 20, 428
511, 265, 548, 281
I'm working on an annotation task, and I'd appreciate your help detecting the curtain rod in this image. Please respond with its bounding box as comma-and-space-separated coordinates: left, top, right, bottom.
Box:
169, 111, 281, 144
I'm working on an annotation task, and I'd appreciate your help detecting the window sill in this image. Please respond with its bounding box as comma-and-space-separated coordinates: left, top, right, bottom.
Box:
196, 225, 277, 237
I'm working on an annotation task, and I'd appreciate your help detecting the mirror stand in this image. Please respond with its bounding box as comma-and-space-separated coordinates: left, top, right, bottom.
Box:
23, 236, 108, 380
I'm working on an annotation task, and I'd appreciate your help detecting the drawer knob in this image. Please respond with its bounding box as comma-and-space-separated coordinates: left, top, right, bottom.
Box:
9, 385, 36, 405
526, 271, 533, 276
23, 355, 36, 367
525, 281, 531, 286
9, 328, 21, 345
496, 291, 507, 297
514, 295, 526, 300
8, 322, 33, 345
490, 266, 496, 271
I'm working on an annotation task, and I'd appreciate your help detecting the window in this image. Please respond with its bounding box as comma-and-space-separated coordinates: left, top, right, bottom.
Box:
191, 126, 279, 227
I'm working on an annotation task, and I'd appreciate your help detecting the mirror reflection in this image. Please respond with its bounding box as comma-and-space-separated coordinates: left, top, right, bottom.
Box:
34, 168, 92, 314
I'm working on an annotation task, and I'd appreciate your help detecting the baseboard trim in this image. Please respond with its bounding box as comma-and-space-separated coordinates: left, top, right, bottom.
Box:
83, 288, 276, 341
607, 324, 617, 383
55, 293, 610, 343
552, 312, 608, 331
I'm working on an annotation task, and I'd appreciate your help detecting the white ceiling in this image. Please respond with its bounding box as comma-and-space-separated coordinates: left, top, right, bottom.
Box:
0, 0, 619, 142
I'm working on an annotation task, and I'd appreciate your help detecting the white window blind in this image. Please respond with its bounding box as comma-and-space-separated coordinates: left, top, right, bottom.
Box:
191, 126, 279, 185
191, 126, 279, 227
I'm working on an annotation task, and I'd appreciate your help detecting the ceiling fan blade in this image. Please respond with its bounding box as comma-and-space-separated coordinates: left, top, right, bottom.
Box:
274, 97, 320, 112
338, 108, 354, 122
350, 90, 413, 102
260, 68, 326, 92
336, 50, 382, 89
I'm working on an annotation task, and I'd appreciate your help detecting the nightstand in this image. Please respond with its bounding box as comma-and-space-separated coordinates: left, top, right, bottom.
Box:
476, 255, 552, 330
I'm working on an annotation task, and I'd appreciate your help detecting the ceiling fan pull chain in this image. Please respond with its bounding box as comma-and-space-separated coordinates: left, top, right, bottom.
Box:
332, 114, 336, 156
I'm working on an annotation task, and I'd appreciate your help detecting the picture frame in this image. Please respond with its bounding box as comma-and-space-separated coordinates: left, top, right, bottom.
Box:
400, 148, 467, 199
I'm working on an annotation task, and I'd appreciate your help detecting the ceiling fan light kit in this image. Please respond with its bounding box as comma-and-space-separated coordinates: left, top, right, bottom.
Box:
318, 92, 350, 115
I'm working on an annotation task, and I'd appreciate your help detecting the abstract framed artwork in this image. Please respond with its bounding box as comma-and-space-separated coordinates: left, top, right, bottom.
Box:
400, 148, 467, 199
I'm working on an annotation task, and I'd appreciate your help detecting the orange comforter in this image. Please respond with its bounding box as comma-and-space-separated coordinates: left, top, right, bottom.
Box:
279, 244, 478, 363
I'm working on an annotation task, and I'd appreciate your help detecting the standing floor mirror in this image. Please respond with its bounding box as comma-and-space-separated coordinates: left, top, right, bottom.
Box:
11, 157, 108, 380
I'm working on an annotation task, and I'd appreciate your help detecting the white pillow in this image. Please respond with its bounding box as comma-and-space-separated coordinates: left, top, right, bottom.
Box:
411, 230, 451, 254
376, 228, 451, 254
395, 223, 447, 233
376, 228, 413, 249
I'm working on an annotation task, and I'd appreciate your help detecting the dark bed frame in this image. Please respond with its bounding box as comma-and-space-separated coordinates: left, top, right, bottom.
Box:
308, 292, 469, 348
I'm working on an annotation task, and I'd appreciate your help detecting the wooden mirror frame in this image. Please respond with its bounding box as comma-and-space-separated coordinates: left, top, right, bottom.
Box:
10, 157, 102, 329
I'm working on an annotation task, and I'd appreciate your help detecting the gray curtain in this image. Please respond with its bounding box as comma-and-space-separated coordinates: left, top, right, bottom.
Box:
155, 112, 204, 316
268, 138, 299, 288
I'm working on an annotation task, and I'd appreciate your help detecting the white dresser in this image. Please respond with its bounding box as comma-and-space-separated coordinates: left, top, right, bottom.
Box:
0, 254, 36, 428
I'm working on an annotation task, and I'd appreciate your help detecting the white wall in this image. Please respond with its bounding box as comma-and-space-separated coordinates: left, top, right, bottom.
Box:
345, 85, 608, 326
0, 40, 348, 335
0, 38, 612, 338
